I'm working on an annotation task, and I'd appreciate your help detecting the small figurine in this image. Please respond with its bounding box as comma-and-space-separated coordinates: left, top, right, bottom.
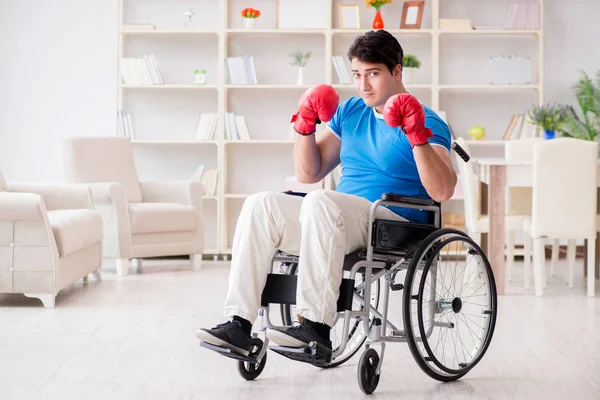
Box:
184, 8, 195, 29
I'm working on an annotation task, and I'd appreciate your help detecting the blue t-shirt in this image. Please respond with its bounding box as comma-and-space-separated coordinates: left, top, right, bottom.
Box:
328, 96, 452, 224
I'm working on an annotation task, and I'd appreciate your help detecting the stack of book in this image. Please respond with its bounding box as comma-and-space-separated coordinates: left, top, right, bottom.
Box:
194, 113, 219, 140
332, 56, 351, 84
117, 111, 135, 139
502, 114, 541, 140
190, 166, 219, 197
224, 112, 251, 140
504, 1, 540, 30
226, 56, 258, 85
119, 54, 164, 85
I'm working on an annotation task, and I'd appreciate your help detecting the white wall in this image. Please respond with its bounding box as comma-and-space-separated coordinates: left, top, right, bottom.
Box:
0, 0, 599, 182
0, 0, 118, 182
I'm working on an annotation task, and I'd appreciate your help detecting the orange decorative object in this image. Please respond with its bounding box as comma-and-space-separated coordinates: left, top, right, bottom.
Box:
241, 7, 261, 18
364, 0, 392, 9
372, 9, 384, 29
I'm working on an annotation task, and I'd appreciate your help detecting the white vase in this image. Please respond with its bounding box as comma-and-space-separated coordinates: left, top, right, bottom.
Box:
243, 18, 256, 29
296, 67, 304, 86
403, 67, 416, 85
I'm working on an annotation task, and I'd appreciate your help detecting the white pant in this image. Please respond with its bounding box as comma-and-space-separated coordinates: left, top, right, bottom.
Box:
223, 189, 406, 327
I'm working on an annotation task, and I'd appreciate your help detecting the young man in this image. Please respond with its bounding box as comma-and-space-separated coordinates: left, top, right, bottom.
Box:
196, 30, 456, 356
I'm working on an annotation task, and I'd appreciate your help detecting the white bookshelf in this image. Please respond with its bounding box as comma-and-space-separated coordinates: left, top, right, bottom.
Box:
117, 0, 544, 255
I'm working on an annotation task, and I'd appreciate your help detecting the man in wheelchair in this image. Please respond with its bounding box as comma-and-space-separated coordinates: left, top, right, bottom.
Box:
197, 30, 457, 357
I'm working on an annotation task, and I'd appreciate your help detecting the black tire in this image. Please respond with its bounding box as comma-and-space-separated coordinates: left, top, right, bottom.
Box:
357, 348, 380, 395
237, 338, 267, 381
280, 263, 380, 368
403, 228, 497, 382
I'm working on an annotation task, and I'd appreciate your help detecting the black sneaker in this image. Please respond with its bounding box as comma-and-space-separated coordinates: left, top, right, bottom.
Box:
267, 321, 332, 350
196, 321, 252, 356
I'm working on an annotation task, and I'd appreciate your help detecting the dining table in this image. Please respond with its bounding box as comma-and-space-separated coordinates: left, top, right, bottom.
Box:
473, 157, 600, 295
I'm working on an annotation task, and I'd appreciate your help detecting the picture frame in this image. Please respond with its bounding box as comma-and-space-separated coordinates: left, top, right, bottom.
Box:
276, 0, 328, 29
400, 1, 425, 29
338, 4, 360, 29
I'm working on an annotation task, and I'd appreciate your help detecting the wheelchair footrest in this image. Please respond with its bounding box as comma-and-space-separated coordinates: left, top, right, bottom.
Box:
269, 342, 332, 367
199, 341, 259, 364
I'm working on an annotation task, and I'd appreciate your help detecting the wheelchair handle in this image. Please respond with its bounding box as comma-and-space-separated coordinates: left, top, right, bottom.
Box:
451, 142, 470, 162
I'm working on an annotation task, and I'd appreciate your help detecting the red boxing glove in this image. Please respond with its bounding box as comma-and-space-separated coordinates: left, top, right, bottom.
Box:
290, 84, 339, 135
383, 93, 433, 148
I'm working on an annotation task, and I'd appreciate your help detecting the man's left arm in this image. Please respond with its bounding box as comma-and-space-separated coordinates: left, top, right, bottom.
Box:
413, 144, 457, 202
382, 93, 457, 202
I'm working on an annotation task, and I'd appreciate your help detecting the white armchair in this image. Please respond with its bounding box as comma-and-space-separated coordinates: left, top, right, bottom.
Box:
0, 169, 103, 307
63, 137, 204, 275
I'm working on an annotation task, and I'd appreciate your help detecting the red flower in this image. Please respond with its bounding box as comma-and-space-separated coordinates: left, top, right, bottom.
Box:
241, 8, 261, 18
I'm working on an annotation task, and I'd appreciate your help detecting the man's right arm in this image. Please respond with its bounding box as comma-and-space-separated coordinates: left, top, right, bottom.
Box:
293, 128, 341, 184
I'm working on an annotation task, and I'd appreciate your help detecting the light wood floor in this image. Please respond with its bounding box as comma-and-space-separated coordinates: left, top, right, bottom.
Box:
1, 258, 599, 400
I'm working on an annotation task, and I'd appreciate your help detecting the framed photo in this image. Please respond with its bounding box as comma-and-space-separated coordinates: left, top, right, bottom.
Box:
401, 1, 425, 29
276, 0, 328, 29
338, 4, 360, 29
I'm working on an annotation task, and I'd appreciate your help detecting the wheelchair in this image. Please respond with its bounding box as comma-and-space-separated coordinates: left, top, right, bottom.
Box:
200, 143, 497, 395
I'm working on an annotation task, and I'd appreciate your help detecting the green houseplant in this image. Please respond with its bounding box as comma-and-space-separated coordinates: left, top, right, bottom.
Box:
528, 102, 569, 139
560, 69, 600, 142
402, 54, 421, 85
289, 50, 311, 86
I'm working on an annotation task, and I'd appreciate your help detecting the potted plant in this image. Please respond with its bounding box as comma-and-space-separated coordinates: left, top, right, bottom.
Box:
559, 70, 600, 142
289, 50, 311, 85
528, 102, 569, 139
402, 54, 421, 85
364, 0, 392, 30
241, 7, 261, 29
528, 103, 568, 139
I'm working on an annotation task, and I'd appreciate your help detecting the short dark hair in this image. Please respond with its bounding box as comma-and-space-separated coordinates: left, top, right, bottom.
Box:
347, 30, 404, 74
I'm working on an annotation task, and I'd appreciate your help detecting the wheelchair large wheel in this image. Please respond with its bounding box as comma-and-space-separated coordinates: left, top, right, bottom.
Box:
403, 228, 497, 382
280, 263, 381, 368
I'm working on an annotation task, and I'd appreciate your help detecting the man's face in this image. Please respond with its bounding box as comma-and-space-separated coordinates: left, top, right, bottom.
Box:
351, 58, 401, 109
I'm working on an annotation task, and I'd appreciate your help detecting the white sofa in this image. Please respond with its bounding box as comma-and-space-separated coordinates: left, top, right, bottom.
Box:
0, 170, 103, 308
63, 137, 204, 275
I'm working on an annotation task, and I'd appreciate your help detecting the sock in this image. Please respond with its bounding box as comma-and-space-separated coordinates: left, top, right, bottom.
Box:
302, 318, 331, 341
232, 315, 252, 336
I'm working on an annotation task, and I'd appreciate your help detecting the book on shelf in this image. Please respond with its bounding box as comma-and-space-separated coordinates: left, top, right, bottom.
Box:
194, 113, 219, 140
224, 112, 251, 140
119, 54, 164, 85
226, 56, 258, 85
203, 169, 219, 197
235, 116, 251, 140
190, 166, 218, 197
332, 56, 350, 84
502, 114, 541, 140
190, 165, 205, 182
117, 111, 136, 139
504, 1, 539, 30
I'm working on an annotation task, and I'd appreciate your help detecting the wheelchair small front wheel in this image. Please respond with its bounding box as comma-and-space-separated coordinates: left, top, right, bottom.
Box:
357, 348, 380, 395
403, 228, 497, 382
237, 338, 267, 381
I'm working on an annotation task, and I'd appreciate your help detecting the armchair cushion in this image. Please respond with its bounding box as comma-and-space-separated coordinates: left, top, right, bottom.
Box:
63, 137, 143, 203
47, 209, 103, 257
128, 202, 196, 234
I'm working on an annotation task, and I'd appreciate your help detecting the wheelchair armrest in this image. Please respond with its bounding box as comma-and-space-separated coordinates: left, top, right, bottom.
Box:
380, 193, 439, 207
